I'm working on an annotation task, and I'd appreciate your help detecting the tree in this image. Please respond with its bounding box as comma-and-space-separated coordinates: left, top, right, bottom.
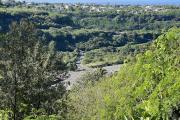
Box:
0, 20, 66, 119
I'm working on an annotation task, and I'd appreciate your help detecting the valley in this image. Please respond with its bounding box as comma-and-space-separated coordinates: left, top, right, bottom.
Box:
0, 1, 180, 120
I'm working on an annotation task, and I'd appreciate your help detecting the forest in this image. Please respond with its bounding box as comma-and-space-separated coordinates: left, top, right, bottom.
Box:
0, 1, 180, 120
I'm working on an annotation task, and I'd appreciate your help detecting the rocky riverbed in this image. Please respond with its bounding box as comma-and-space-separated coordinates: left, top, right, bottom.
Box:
63, 51, 123, 90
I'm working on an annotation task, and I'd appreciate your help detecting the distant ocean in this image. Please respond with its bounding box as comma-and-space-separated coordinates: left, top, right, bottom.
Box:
25, 0, 180, 5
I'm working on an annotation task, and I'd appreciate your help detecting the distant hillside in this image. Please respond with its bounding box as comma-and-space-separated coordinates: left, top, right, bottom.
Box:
0, 5, 179, 52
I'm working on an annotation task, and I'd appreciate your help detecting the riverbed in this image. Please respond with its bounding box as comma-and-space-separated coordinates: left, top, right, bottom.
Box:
63, 51, 123, 90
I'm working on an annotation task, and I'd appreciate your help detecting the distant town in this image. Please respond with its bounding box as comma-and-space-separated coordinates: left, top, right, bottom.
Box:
0, 0, 173, 14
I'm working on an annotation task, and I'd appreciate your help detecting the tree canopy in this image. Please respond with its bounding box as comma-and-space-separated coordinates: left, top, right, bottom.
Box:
0, 20, 67, 120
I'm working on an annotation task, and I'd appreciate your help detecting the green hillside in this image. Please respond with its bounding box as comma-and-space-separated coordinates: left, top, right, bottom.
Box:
0, 5, 180, 67
0, 3, 180, 119
68, 28, 180, 120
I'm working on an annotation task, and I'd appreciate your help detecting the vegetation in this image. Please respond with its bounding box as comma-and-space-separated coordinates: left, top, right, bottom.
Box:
1, 4, 179, 67
83, 43, 150, 67
0, 5, 179, 50
0, 20, 67, 120
58, 51, 78, 71
68, 28, 180, 120
0, 2, 180, 120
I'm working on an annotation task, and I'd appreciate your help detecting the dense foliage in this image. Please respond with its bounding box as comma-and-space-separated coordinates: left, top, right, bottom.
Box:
83, 43, 150, 67
68, 28, 180, 120
0, 4, 179, 66
0, 5, 179, 51
0, 20, 67, 120
0, 3, 180, 120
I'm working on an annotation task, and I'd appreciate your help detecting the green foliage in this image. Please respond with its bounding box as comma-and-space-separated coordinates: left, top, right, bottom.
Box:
0, 20, 67, 119
0, 110, 10, 120
68, 28, 180, 119
0, 4, 180, 120
24, 115, 61, 120
76, 68, 107, 87
83, 43, 149, 67
0, 5, 179, 51
58, 51, 78, 71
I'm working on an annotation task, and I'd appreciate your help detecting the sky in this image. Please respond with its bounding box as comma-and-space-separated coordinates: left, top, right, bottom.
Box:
22, 0, 180, 5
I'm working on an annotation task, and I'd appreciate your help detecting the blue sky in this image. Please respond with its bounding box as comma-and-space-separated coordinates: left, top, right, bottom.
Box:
24, 0, 180, 5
